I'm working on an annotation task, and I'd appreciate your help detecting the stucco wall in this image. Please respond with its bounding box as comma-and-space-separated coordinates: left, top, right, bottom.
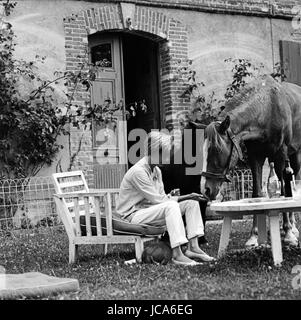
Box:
190, 13, 293, 100
5, 0, 298, 176
187, 12, 274, 99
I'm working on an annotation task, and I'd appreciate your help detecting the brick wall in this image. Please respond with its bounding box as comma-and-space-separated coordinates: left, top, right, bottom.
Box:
80, 0, 301, 19
64, 3, 190, 173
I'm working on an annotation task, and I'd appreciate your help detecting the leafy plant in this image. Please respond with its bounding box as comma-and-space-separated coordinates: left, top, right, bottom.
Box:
224, 58, 265, 100
0, 1, 146, 179
0, 17, 86, 179
177, 57, 285, 127
270, 61, 287, 82
176, 59, 222, 126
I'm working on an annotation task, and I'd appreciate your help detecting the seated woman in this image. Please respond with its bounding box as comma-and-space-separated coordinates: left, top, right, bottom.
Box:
117, 131, 215, 266
160, 106, 209, 246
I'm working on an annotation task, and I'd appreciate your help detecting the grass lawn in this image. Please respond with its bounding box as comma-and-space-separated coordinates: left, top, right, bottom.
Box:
0, 218, 301, 300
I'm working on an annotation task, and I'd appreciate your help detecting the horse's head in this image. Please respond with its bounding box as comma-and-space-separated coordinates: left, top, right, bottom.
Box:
194, 116, 242, 200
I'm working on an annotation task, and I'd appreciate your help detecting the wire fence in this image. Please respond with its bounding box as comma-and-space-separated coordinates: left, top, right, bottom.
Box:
0, 176, 58, 235
221, 169, 253, 201
0, 169, 253, 235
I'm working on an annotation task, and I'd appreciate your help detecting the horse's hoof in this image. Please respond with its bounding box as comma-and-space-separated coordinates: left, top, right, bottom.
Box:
292, 226, 300, 239
245, 235, 258, 248
284, 230, 299, 247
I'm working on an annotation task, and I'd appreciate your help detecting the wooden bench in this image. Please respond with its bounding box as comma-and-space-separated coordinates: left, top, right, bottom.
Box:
52, 171, 164, 263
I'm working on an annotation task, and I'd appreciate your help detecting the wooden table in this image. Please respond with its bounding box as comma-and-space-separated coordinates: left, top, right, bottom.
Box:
210, 197, 301, 266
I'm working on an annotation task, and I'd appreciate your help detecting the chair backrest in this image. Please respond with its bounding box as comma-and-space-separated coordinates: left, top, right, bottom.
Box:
53, 170, 143, 239
53, 171, 89, 193
52, 171, 95, 218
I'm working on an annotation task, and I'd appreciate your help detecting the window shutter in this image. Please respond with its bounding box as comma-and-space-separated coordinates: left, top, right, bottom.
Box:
280, 40, 301, 86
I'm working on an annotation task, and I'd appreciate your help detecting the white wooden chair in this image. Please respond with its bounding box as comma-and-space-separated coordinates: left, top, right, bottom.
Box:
52, 171, 164, 264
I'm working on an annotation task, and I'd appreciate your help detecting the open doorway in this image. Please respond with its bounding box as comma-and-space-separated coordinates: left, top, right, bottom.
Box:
89, 31, 162, 183
122, 33, 161, 163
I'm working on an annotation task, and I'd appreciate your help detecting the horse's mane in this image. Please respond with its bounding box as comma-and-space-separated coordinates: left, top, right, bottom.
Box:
205, 122, 228, 152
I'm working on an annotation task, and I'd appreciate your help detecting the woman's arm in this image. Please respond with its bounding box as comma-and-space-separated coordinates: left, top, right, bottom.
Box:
177, 193, 208, 203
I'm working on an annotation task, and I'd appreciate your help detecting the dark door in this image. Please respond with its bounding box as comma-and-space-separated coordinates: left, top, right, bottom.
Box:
280, 40, 301, 85
122, 33, 161, 164
122, 34, 161, 131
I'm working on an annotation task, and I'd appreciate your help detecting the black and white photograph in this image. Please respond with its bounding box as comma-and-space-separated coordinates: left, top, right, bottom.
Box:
0, 0, 301, 306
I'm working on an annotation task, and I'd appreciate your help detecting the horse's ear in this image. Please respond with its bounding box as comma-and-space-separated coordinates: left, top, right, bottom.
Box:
189, 121, 207, 129
218, 116, 230, 133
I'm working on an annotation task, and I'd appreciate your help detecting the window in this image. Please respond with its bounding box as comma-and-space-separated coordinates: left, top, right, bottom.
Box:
91, 43, 112, 67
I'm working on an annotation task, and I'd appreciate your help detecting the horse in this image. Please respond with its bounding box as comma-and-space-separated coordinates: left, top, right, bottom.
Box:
193, 75, 301, 247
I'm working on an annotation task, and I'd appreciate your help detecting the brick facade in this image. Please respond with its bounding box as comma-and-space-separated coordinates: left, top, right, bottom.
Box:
63, 0, 300, 180
79, 0, 301, 18
64, 2, 189, 175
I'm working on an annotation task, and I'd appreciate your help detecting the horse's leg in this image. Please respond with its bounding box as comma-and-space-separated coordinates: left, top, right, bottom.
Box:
289, 152, 301, 239
274, 149, 298, 246
290, 212, 299, 238
245, 144, 266, 248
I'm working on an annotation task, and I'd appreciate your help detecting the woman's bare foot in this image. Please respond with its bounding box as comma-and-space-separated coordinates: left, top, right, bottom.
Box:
186, 238, 216, 262
184, 249, 216, 262
188, 247, 208, 255
172, 252, 196, 264
172, 246, 197, 264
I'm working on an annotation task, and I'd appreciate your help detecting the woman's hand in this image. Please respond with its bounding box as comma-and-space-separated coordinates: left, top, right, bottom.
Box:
188, 193, 208, 202
177, 192, 208, 202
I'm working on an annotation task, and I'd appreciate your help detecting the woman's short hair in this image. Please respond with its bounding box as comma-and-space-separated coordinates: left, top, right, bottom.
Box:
144, 131, 172, 158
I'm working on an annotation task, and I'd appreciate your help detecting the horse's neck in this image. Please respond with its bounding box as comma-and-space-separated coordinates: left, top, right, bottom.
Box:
227, 108, 260, 142
229, 113, 248, 135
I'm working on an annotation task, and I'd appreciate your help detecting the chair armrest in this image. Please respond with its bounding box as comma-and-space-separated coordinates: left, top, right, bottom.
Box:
54, 188, 120, 199
53, 191, 108, 199
89, 188, 120, 194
